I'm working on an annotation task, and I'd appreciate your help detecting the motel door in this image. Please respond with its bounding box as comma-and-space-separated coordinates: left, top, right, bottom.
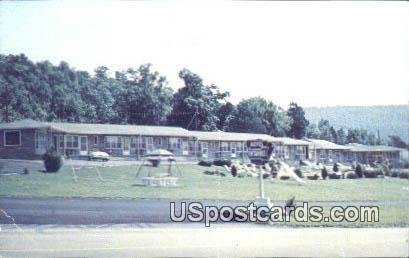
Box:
79, 136, 88, 156
123, 137, 130, 156
35, 131, 48, 155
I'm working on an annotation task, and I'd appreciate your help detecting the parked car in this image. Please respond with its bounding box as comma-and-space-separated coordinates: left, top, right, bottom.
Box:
88, 151, 110, 161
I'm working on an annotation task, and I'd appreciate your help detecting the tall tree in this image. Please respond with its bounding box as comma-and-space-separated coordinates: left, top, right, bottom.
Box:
286, 102, 309, 139
168, 69, 228, 130
336, 128, 346, 144
217, 102, 236, 131
228, 97, 289, 136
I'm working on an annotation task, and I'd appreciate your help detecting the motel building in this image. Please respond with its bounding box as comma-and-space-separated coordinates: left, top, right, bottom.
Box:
0, 119, 402, 166
0, 119, 195, 160
307, 139, 350, 164
345, 143, 402, 167
0, 119, 311, 162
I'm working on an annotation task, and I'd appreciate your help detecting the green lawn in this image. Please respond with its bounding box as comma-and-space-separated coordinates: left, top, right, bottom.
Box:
1, 164, 408, 227
0, 164, 408, 201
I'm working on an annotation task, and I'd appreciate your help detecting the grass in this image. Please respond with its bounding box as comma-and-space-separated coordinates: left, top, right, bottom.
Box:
0, 163, 408, 201
0, 163, 408, 227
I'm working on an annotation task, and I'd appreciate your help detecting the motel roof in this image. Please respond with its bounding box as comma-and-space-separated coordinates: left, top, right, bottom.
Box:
189, 130, 275, 142
272, 137, 310, 146
307, 139, 350, 150
0, 119, 192, 137
345, 143, 402, 153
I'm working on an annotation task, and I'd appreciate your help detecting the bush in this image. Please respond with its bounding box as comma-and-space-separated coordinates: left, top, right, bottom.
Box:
355, 164, 363, 178
391, 171, 399, 177
363, 171, 378, 178
399, 172, 409, 179
307, 174, 319, 180
346, 172, 358, 179
333, 163, 339, 172
42, 149, 63, 173
198, 160, 212, 167
321, 167, 328, 180
328, 173, 341, 179
280, 175, 290, 180
213, 159, 231, 167
294, 168, 304, 178
231, 165, 237, 177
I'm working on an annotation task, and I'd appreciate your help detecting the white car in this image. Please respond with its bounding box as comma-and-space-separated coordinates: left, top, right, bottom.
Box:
88, 151, 110, 161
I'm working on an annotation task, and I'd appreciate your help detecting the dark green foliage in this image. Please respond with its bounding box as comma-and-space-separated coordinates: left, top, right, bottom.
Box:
280, 175, 290, 180
213, 159, 232, 167
227, 97, 289, 136
294, 168, 304, 178
198, 160, 212, 167
328, 173, 341, 179
333, 163, 339, 172
321, 167, 328, 180
231, 165, 237, 177
286, 102, 309, 139
346, 173, 358, 179
307, 174, 319, 180
399, 172, 409, 179
42, 149, 63, 172
355, 164, 363, 178
363, 171, 378, 178
167, 69, 228, 130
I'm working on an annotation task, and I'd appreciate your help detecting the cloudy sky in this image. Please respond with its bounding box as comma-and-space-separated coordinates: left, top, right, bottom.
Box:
1, 1, 408, 107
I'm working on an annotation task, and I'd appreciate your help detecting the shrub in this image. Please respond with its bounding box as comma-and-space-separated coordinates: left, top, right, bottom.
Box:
280, 175, 290, 180
213, 159, 231, 167
328, 173, 341, 179
321, 167, 328, 180
23, 168, 29, 175
399, 172, 409, 179
355, 164, 363, 178
333, 163, 339, 172
346, 172, 358, 179
231, 165, 237, 177
42, 149, 63, 173
294, 168, 304, 178
363, 171, 378, 178
307, 174, 319, 180
198, 160, 212, 167
391, 171, 399, 177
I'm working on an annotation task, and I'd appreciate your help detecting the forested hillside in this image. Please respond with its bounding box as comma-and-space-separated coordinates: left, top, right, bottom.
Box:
305, 105, 408, 140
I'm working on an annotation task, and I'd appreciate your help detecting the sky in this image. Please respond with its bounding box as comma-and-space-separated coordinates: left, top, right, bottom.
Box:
0, 1, 408, 107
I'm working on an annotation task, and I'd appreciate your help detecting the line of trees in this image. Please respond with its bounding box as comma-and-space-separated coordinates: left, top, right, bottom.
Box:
0, 54, 407, 148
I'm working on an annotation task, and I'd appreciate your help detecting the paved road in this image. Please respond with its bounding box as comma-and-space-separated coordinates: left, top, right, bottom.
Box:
1, 197, 408, 225
0, 224, 408, 257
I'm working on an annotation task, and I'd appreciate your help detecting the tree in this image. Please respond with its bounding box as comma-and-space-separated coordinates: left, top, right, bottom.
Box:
168, 69, 229, 130
336, 128, 346, 145
318, 119, 332, 141
228, 97, 289, 136
306, 124, 320, 139
388, 135, 408, 149
286, 102, 309, 139
346, 129, 361, 143
217, 102, 236, 131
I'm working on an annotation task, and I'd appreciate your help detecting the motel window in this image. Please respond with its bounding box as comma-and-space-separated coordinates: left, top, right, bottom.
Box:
65, 135, 79, 149
169, 138, 180, 149
105, 136, 122, 149
130, 137, 137, 149
221, 142, 229, 152
4, 130, 21, 146
237, 142, 243, 151
59, 135, 64, 148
